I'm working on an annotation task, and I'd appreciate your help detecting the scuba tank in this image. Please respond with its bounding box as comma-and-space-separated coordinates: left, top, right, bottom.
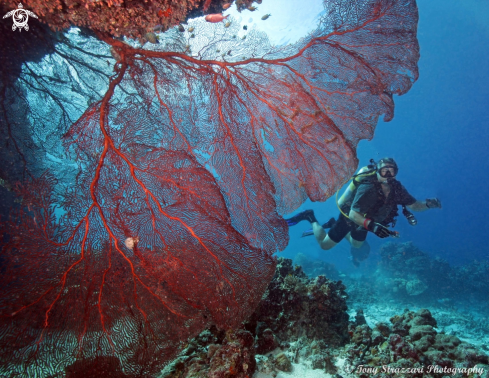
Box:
336, 158, 418, 229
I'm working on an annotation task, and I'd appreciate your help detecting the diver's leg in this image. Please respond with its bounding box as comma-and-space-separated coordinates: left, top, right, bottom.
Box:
348, 228, 370, 266
285, 210, 337, 249
346, 232, 364, 248
312, 222, 338, 250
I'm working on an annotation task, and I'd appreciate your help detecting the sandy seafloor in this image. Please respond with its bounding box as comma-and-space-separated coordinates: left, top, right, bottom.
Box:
252, 298, 489, 377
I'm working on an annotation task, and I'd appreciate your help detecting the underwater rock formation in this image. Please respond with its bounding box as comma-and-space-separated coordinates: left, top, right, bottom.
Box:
376, 242, 453, 299
372, 241, 489, 306
379, 241, 432, 276
451, 260, 489, 302
206, 329, 256, 378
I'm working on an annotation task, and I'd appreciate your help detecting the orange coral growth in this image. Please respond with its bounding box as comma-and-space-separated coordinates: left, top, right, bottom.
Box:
203, 0, 212, 12
0, 0, 262, 37
0, 0, 210, 37
158, 7, 172, 18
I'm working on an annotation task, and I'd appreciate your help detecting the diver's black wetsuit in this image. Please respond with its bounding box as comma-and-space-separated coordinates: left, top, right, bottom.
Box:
328, 179, 416, 243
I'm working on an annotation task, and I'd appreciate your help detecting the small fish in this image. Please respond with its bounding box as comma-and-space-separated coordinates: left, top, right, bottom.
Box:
261, 14, 271, 20
190, 33, 195, 38
145, 32, 159, 44
178, 24, 185, 32
243, 25, 248, 30
223, 3, 232, 10
205, 13, 229, 23
241, 35, 246, 40
227, 50, 232, 55
188, 26, 194, 32
248, 6, 257, 11
224, 21, 231, 28
110, 47, 121, 61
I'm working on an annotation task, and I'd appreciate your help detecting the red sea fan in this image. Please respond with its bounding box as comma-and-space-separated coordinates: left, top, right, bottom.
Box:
0, 0, 419, 376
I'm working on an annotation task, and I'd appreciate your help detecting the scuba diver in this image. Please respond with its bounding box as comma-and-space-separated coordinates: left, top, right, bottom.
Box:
285, 157, 442, 266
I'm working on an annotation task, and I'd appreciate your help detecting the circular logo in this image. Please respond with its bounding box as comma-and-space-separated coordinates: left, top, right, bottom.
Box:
3, 3, 38, 32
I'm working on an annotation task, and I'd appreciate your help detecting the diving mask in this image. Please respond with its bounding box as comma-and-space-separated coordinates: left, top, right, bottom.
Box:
378, 165, 398, 178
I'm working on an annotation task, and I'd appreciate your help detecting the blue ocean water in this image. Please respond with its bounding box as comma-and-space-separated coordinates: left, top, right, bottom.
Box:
282, 0, 489, 271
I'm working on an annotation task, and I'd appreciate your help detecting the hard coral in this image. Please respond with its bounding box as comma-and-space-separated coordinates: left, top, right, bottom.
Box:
158, 258, 350, 377
160, 328, 257, 378
250, 258, 350, 346
344, 308, 489, 376
208, 329, 256, 378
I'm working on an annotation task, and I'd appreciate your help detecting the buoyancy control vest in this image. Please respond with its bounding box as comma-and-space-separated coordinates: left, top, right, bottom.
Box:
336, 165, 402, 227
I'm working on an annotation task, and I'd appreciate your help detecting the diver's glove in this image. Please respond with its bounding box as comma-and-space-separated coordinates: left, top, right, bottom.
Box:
366, 219, 391, 238
426, 198, 442, 209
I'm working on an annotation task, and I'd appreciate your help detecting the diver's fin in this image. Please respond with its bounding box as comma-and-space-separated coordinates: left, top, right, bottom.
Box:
285, 209, 317, 226
350, 240, 370, 266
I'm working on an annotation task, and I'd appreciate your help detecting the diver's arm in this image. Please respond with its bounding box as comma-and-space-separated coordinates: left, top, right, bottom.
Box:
348, 209, 370, 228
349, 209, 392, 238
407, 200, 430, 212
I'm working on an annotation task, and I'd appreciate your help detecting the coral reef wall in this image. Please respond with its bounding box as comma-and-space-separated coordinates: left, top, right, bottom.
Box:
158, 260, 489, 378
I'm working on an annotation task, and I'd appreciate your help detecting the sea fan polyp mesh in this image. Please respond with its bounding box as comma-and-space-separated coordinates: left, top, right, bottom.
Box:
0, 0, 419, 376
